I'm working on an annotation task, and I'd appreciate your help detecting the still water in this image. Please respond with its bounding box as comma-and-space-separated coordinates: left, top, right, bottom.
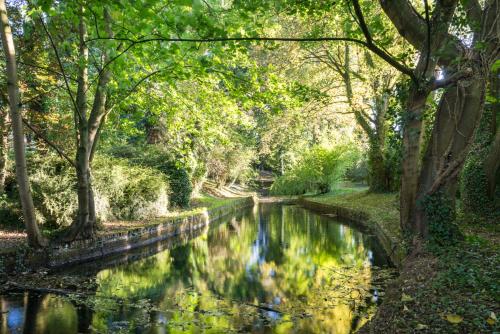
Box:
1, 203, 391, 334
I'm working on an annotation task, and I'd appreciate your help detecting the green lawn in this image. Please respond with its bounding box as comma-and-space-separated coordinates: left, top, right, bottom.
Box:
307, 189, 401, 240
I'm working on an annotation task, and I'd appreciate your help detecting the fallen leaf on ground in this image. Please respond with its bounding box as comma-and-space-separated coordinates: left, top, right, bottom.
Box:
401, 293, 413, 302
487, 311, 496, 325
444, 314, 463, 324
416, 323, 428, 330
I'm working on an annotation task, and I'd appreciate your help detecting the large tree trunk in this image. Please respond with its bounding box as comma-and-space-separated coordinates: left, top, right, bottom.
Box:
461, 69, 500, 214
368, 142, 390, 192
0, 0, 46, 247
416, 76, 486, 235
412, 0, 499, 234
0, 107, 8, 193
399, 87, 429, 235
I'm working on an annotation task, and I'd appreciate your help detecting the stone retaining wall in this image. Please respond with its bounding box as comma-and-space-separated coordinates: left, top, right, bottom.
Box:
297, 198, 404, 267
0, 196, 250, 272
47, 197, 255, 268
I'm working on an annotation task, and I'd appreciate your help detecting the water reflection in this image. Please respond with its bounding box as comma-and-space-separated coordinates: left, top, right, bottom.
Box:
0, 203, 390, 333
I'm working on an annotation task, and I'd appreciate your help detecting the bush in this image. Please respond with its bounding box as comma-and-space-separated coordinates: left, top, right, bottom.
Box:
107, 144, 192, 208
155, 161, 191, 208
270, 144, 358, 195
11, 153, 171, 228
0, 193, 23, 228
92, 156, 170, 219
206, 143, 256, 187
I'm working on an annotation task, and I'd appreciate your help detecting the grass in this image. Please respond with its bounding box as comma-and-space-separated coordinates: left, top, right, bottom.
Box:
307, 188, 499, 333
306, 188, 401, 241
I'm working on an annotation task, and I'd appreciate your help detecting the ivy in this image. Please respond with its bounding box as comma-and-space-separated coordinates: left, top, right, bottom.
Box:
460, 107, 496, 216
421, 191, 462, 247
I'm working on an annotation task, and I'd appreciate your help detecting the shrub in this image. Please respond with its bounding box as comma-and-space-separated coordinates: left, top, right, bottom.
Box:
92, 156, 170, 219
158, 162, 191, 208
9, 153, 171, 228
270, 144, 359, 195
107, 144, 192, 208
206, 144, 256, 187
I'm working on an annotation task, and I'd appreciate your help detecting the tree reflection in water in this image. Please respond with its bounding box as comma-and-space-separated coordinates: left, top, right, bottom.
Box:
0, 203, 392, 334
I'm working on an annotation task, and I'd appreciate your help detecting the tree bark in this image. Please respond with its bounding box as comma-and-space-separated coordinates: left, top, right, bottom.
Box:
0, 0, 47, 247
0, 107, 8, 194
64, 7, 93, 240
65, 6, 114, 240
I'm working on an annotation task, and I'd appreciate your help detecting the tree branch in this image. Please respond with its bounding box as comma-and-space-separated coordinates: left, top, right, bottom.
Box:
431, 68, 473, 90
22, 118, 76, 167
351, 0, 416, 80
37, 15, 82, 121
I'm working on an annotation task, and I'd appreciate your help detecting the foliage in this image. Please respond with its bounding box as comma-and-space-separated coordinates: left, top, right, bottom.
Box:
1, 153, 171, 228
344, 158, 369, 184
206, 142, 256, 187
460, 108, 497, 216
92, 156, 170, 220
0, 193, 23, 228
270, 144, 359, 195
107, 145, 191, 208
421, 192, 462, 248
159, 162, 192, 208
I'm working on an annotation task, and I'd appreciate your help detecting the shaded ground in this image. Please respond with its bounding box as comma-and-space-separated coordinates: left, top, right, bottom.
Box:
0, 230, 26, 254
307, 189, 499, 333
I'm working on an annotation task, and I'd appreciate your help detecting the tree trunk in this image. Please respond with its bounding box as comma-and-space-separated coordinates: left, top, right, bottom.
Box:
0, 0, 47, 247
416, 76, 486, 235
64, 8, 94, 241
399, 86, 429, 235
0, 107, 8, 193
368, 143, 389, 192
65, 6, 114, 240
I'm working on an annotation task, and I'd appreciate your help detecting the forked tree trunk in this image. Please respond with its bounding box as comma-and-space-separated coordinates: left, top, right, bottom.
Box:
416, 77, 486, 235
64, 7, 114, 240
64, 8, 94, 240
0, 0, 47, 247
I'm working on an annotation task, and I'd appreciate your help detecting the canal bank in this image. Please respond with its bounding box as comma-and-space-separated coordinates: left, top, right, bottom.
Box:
297, 192, 404, 267
300, 190, 499, 334
0, 196, 255, 272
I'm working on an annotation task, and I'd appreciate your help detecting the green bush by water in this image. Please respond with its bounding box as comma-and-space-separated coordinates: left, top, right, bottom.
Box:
107, 145, 193, 208
2, 153, 170, 228
270, 145, 359, 195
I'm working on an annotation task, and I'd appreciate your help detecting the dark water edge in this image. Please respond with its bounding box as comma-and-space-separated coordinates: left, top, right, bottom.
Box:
1, 203, 393, 334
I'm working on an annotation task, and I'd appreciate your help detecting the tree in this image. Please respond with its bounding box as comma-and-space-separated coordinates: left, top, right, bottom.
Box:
305, 43, 400, 192
461, 67, 500, 215
380, 0, 499, 238
0, 91, 8, 194
0, 0, 46, 247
